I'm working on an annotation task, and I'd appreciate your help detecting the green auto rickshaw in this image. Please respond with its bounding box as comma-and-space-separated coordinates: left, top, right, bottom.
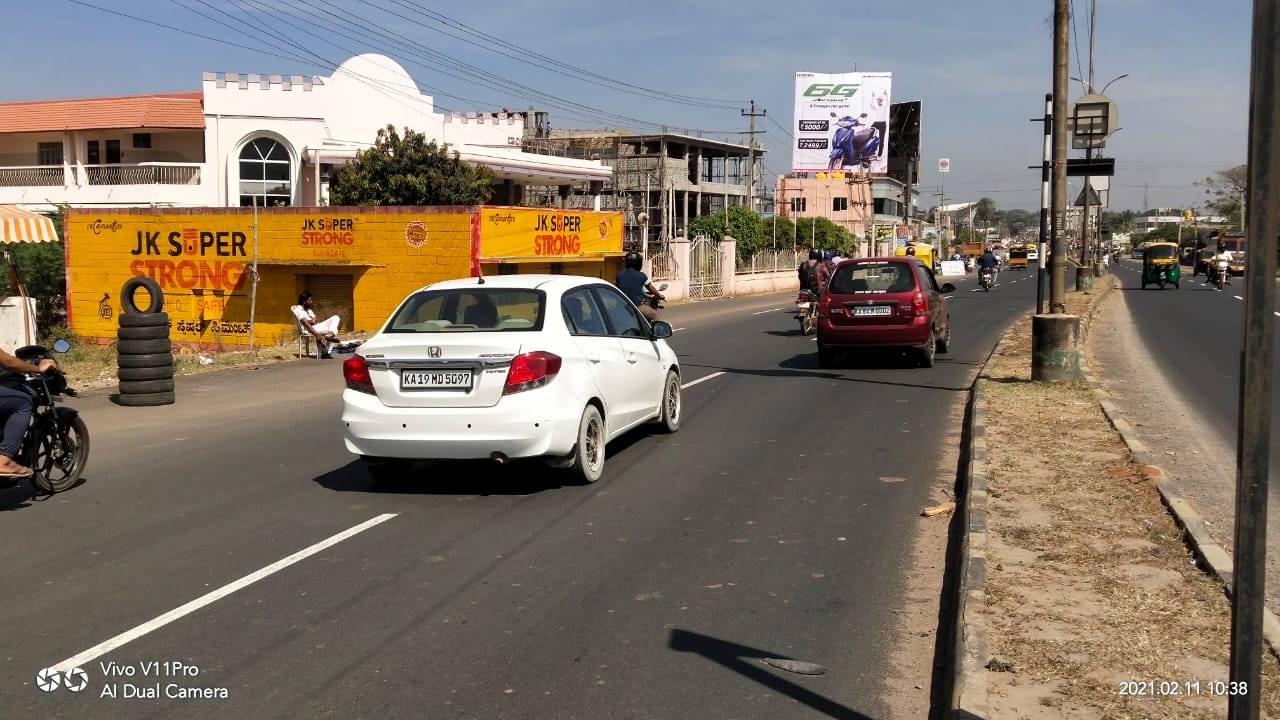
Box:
1140, 241, 1181, 289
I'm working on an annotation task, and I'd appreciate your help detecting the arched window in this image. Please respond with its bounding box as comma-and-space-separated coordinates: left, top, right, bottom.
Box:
238, 137, 291, 207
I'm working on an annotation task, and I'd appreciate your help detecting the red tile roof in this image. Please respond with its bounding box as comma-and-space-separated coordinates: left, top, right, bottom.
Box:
0, 92, 205, 133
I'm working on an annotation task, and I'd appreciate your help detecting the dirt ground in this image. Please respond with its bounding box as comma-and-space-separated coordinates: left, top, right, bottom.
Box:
978, 280, 1280, 718
58, 340, 317, 391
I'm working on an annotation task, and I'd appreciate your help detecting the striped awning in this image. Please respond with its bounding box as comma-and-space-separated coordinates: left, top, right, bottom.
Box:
0, 205, 58, 243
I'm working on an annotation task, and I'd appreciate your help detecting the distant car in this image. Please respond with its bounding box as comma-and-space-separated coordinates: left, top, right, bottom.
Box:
815, 257, 956, 368
342, 275, 681, 484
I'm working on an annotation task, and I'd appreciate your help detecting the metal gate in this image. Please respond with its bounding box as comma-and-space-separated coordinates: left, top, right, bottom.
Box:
688, 236, 723, 299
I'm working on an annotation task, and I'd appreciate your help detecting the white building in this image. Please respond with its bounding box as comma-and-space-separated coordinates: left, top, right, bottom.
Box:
0, 54, 610, 212
1135, 208, 1230, 234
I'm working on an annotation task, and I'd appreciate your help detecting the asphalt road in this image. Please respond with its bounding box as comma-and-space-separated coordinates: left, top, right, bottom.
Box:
1107, 259, 1280, 487
0, 268, 1035, 720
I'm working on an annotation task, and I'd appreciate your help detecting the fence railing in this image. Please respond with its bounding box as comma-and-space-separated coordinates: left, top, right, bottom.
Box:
0, 166, 65, 187
84, 163, 202, 186
736, 250, 802, 275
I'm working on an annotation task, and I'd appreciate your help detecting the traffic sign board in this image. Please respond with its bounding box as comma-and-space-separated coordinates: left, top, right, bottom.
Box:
938, 158, 950, 173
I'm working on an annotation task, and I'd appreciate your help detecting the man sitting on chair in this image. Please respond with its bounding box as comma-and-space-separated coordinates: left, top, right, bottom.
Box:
292, 292, 341, 359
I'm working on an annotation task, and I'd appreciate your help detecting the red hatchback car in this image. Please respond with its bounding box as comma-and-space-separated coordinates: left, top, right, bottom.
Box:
815, 257, 956, 368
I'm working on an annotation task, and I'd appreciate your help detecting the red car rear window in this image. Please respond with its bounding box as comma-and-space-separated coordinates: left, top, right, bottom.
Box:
829, 262, 917, 294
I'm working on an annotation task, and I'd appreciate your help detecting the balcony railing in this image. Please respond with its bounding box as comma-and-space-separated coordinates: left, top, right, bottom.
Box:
0, 166, 65, 187
0, 162, 202, 188
83, 163, 201, 186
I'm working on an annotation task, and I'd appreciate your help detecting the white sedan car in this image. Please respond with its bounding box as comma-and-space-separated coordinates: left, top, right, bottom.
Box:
342, 275, 682, 484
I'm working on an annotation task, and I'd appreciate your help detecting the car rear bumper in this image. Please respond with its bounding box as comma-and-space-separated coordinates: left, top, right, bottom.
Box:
342, 386, 583, 460
817, 316, 932, 349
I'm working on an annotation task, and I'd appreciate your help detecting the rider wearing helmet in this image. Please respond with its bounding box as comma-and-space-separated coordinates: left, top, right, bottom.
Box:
798, 249, 831, 297
977, 246, 1000, 283
616, 251, 665, 323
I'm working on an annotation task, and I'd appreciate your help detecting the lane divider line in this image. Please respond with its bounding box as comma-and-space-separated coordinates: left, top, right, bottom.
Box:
1235, 295, 1245, 301
51, 513, 400, 673
673, 327, 686, 332
681, 371, 725, 389
752, 308, 781, 315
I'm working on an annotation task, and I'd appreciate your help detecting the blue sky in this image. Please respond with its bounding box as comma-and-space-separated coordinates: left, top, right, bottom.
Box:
5, 0, 1254, 211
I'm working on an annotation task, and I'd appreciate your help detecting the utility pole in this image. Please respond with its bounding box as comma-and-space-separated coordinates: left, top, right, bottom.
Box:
1037, 93, 1051, 315
1049, 0, 1070, 313
742, 101, 766, 212
1077, 0, 1098, 290
1228, 3, 1279, 717
658, 128, 668, 243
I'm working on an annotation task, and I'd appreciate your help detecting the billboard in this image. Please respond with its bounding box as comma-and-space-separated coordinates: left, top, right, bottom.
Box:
793, 71, 892, 174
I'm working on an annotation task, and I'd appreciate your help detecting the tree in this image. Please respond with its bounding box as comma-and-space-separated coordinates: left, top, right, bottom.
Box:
688, 206, 768, 260
1197, 164, 1247, 229
1101, 209, 1137, 234
794, 217, 857, 255
974, 197, 1000, 224
330, 125, 495, 206
999, 208, 1037, 236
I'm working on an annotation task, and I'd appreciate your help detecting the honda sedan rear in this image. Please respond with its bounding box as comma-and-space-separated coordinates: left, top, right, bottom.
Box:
815, 258, 955, 367
341, 275, 682, 484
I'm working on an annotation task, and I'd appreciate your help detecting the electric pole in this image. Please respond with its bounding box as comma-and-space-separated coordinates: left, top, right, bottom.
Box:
742, 101, 767, 212
1050, 0, 1070, 313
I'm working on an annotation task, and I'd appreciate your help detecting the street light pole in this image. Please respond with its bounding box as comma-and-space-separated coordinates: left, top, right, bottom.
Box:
1049, 0, 1070, 313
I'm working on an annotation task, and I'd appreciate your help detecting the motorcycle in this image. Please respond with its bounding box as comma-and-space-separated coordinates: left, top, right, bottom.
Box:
1213, 259, 1231, 291
0, 339, 89, 494
640, 283, 668, 316
979, 268, 995, 292
795, 289, 819, 335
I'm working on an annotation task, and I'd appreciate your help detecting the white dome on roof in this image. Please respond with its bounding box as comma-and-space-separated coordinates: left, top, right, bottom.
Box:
330, 54, 419, 94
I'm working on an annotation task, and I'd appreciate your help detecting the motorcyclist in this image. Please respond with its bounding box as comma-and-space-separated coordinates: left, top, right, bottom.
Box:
616, 251, 665, 322
798, 249, 830, 298
977, 247, 1000, 284
1211, 243, 1234, 290
0, 349, 57, 478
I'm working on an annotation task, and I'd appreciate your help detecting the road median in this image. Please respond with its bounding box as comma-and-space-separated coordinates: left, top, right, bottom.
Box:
952, 277, 1280, 718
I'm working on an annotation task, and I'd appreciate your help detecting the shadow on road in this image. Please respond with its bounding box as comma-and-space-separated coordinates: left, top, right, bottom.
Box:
668, 629, 873, 719
680, 357, 970, 393
313, 459, 568, 496
0, 476, 88, 512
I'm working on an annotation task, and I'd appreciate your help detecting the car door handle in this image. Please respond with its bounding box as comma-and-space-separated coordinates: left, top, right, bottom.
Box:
626, 353, 638, 364
587, 356, 601, 364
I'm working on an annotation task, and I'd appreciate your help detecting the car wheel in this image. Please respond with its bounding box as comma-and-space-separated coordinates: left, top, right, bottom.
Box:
565, 405, 606, 485
918, 337, 937, 368
816, 344, 835, 369
657, 371, 682, 433
362, 456, 412, 483
936, 324, 951, 354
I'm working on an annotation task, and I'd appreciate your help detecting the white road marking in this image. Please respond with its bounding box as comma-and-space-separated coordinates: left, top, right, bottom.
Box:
50, 513, 399, 673
1234, 295, 1245, 301
681, 371, 725, 389
752, 308, 781, 315
673, 327, 686, 332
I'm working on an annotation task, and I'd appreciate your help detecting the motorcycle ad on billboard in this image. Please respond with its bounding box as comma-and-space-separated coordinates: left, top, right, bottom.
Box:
792, 71, 892, 175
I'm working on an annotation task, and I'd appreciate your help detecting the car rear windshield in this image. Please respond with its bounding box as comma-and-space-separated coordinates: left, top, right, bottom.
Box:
386, 288, 545, 332
828, 262, 917, 294
1146, 245, 1177, 260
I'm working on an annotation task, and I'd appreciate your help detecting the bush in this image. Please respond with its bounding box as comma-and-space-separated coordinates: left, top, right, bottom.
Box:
0, 211, 67, 337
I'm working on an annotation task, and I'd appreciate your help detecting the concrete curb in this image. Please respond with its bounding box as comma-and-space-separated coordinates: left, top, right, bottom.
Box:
950, 380, 990, 719
1084, 366, 1280, 661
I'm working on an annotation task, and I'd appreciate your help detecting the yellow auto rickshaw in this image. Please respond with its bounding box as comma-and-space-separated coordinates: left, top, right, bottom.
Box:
894, 243, 935, 268
1140, 241, 1181, 289
1008, 244, 1029, 270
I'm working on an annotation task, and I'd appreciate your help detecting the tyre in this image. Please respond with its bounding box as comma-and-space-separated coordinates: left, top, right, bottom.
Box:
117, 352, 173, 369
1158, 280, 1166, 290
918, 337, 937, 368
936, 324, 952, 354
113, 391, 175, 407
117, 325, 170, 341
656, 371, 682, 434
118, 365, 174, 382
1175, 281, 1180, 289
817, 345, 835, 369
118, 378, 175, 394
361, 457, 412, 483
117, 338, 172, 355
118, 312, 170, 328
564, 405, 605, 485
120, 276, 164, 314
30, 411, 89, 494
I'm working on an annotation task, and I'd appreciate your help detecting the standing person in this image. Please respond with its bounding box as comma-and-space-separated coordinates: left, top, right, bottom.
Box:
0, 349, 56, 478
616, 251, 665, 323
292, 292, 342, 359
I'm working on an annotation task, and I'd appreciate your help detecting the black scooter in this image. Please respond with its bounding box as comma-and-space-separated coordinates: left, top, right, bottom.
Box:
0, 339, 89, 494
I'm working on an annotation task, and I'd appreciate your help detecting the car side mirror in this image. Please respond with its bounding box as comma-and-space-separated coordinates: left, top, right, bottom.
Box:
940, 283, 957, 294
657, 283, 669, 291
52, 339, 71, 353
650, 320, 674, 339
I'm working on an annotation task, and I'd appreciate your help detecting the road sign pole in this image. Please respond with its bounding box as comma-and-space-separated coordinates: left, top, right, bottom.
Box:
1037, 93, 1051, 315
1228, 2, 1280, 717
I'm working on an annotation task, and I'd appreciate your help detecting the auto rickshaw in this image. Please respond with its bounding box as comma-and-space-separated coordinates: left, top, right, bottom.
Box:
1140, 242, 1181, 289
1008, 244, 1029, 270
1194, 247, 1216, 277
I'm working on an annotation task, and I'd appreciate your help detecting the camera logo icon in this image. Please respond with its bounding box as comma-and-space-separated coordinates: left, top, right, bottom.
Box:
35, 668, 61, 693
36, 666, 88, 693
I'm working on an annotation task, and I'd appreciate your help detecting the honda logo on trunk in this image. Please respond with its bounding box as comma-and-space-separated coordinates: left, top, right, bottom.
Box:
428, 346, 442, 358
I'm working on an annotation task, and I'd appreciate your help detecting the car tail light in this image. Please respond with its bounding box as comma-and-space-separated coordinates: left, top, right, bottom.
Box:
343, 355, 375, 395
504, 351, 562, 395
817, 295, 832, 318
912, 291, 929, 317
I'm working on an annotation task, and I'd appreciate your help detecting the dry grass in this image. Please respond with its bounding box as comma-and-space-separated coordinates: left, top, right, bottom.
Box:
978, 280, 1280, 719
57, 340, 298, 391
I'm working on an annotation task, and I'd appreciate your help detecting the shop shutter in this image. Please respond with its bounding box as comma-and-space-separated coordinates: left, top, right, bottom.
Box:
304, 274, 355, 330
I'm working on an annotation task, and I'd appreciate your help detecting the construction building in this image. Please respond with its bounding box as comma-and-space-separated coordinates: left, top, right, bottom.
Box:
520, 129, 761, 248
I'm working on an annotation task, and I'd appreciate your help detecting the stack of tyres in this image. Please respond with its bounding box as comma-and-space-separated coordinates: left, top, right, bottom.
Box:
116, 277, 175, 406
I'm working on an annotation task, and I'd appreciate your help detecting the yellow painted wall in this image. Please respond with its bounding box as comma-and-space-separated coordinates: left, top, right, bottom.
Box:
65, 207, 475, 349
